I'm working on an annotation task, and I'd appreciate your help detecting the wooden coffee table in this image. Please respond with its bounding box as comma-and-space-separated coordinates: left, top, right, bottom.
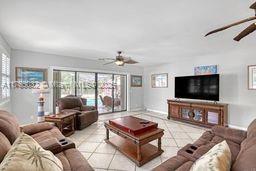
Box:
45, 112, 76, 137
104, 116, 164, 166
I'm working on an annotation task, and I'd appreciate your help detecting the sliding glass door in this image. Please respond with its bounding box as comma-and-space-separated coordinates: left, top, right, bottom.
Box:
97, 74, 113, 113
53, 70, 127, 114
77, 72, 96, 107
60, 71, 76, 97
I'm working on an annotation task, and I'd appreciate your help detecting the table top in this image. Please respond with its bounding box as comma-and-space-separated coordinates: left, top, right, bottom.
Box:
45, 112, 76, 120
108, 116, 159, 136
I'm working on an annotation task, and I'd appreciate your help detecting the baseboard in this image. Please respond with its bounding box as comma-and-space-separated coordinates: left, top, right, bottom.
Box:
146, 108, 168, 115
228, 124, 247, 131
130, 108, 144, 112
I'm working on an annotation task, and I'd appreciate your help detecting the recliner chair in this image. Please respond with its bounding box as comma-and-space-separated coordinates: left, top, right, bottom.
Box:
57, 95, 98, 130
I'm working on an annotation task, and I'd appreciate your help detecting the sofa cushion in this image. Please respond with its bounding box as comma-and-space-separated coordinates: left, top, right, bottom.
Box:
0, 133, 63, 171
31, 127, 65, 143
0, 132, 11, 162
55, 148, 94, 171
153, 155, 189, 171
58, 97, 82, 110
188, 131, 240, 163
21, 122, 54, 135
247, 119, 256, 138
190, 141, 231, 171
241, 136, 256, 151
232, 143, 256, 171
0, 110, 20, 144
212, 126, 247, 144
176, 161, 193, 171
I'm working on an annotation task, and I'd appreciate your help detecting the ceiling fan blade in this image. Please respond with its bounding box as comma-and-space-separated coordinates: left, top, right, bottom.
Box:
103, 61, 116, 65
124, 59, 138, 64
98, 58, 115, 61
250, 2, 256, 9
205, 16, 256, 36
234, 23, 256, 41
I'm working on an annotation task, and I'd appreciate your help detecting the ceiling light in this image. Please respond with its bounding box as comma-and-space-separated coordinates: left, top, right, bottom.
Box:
115, 60, 124, 66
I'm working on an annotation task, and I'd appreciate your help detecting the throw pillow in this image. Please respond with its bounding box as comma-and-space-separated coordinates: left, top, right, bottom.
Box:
0, 132, 63, 171
190, 140, 231, 171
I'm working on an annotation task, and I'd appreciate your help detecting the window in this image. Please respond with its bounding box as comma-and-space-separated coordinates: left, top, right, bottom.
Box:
1, 53, 10, 100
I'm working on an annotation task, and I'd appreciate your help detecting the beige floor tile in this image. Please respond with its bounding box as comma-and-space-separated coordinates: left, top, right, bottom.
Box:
86, 134, 106, 143
180, 125, 205, 133
78, 142, 100, 152
162, 138, 177, 147
187, 132, 203, 140
171, 132, 190, 139
161, 146, 179, 158
175, 138, 193, 147
88, 153, 114, 169
109, 154, 136, 171
162, 132, 173, 138
81, 152, 92, 159
93, 129, 107, 135
95, 142, 116, 154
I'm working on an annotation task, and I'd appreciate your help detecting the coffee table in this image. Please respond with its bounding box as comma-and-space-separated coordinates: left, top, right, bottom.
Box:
104, 116, 164, 166
45, 112, 76, 137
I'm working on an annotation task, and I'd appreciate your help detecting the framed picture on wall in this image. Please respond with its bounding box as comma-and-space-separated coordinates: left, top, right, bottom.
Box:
194, 65, 218, 75
248, 65, 256, 90
151, 73, 168, 88
15, 67, 48, 88
131, 75, 142, 87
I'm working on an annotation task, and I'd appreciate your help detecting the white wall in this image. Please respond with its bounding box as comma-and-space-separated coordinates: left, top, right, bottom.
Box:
0, 34, 11, 112
11, 50, 144, 124
144, 49, 256, 129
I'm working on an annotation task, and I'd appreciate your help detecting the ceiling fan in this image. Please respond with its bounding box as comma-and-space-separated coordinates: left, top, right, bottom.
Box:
99, 51, 138, 66
205, 1, 256, 41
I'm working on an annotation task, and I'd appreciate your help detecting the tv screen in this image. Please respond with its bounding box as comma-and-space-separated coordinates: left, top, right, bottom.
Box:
175, 74, 219, 101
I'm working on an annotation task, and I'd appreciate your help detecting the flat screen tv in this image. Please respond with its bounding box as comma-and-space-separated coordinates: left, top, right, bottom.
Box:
175, 74, 219, 101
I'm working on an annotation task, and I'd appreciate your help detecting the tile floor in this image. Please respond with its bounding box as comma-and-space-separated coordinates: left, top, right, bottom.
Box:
69, 111, 208, 171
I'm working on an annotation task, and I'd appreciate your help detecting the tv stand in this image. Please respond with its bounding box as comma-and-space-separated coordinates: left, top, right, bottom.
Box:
167, 99, 228, 127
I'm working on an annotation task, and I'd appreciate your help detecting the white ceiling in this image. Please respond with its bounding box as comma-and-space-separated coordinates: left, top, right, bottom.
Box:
0, 0, 255, 66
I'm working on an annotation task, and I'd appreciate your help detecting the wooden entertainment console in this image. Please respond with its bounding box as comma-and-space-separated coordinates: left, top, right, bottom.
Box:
167, 100, 228, 127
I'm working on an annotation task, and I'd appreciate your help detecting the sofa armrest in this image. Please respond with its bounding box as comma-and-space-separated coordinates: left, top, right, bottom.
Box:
39, 138, 63, 154
21, 122, 54, 135
81, 105, 96, 111
212, 126, 247, 144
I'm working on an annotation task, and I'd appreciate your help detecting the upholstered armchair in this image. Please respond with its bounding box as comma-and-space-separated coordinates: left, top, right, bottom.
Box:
57, 95, 98, 130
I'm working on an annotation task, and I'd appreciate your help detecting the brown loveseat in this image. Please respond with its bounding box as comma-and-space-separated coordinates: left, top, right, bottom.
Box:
154, 119, 256, 171
58, 95, 98, 130
0, 110, 94, 171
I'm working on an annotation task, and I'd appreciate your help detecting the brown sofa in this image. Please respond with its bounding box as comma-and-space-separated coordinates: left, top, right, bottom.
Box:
154, 119, 256, 171
58, 95, 98, 130
0, 110, 94, 171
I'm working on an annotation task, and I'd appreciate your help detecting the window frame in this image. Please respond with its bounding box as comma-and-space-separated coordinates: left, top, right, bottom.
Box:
1, 53, 10, 101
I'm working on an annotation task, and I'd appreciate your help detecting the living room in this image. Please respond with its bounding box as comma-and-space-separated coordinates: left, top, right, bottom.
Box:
0, 0, 256, 171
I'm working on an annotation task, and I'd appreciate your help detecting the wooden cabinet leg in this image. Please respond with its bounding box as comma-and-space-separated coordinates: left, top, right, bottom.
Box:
137, 145, 142, 161
158, 137, 162, 152
106, 128, 109, 140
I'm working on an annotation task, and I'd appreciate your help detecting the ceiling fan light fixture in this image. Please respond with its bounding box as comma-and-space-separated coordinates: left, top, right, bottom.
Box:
115, 60, 124, 66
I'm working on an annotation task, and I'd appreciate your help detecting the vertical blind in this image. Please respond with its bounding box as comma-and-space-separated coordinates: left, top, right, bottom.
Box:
1, 53, 10, 99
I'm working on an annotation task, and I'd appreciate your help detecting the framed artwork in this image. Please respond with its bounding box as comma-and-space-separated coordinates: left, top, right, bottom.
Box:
194, 65, 218, 75
151, 73, 168, 88
131, 75, 142, 87
15, 67, 47, 88
248, 65, 256, 90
